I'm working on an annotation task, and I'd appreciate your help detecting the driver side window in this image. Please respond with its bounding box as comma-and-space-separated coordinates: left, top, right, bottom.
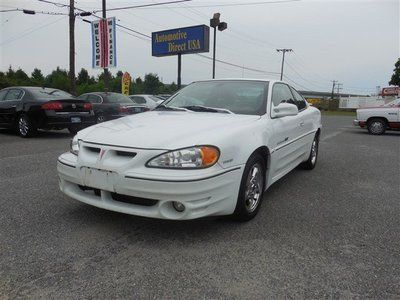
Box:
271, 83, 294, 107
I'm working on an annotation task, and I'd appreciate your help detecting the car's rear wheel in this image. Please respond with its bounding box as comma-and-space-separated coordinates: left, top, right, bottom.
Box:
17, 114, 37, 138
96, 114, 105, 123
233, 153, 265, 221
367, 118, 386, 135
300, 133, 319, 170
68, 126, 81, 135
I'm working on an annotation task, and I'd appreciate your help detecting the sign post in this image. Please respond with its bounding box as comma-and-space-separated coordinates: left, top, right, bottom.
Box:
152, 25, 210, 89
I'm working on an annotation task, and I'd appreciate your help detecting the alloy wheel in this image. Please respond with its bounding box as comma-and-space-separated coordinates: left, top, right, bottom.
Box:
18, 116, 29, 136
244, 163, 263, 213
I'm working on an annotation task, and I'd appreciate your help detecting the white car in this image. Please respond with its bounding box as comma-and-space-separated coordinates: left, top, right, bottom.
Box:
354, 98, 400, 135
57, 79, 322, 221
128, 94, 160, 109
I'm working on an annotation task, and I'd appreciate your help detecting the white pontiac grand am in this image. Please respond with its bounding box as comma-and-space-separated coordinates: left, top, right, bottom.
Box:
57, 79, 321, 221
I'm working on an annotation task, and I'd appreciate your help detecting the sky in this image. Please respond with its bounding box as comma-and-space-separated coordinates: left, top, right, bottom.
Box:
0, 0, 399, 94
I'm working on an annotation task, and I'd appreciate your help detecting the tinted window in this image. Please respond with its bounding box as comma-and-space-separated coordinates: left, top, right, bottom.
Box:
105, 93, 133, 103
4, 89, 23, 101
131, 96, 146, 104
87, 94, 102, 103
0, 90, 8, 101
76, 94, 88, 100
30, 88, 74, 99
271, 83, 295, 106
290, 87, 307, 110
165, 80, 268, 115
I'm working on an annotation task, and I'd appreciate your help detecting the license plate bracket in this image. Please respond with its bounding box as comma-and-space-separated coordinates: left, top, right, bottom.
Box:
83, 168, 115, 191
71, 117, 81, 123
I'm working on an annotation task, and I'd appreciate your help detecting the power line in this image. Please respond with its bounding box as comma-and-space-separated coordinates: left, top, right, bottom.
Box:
138, 0, 301, 9
92, 0, 192, 13
0, 8, 68, 15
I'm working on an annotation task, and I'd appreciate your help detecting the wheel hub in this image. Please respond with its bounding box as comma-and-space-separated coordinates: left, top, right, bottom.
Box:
19, 117, 28, 136
245, 164, 263, 213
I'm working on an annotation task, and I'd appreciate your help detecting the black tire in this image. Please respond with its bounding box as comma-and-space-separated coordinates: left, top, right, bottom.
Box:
300, 133, 319, 170
96, 114, 105, 124
232, 153, 266, 222
367, 118, 386, 135
68, 126, 80, 135
16, 114, 37, 138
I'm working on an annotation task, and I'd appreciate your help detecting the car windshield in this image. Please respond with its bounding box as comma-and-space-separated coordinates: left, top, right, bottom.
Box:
383, 98, 400, 107
163, 80, 268, 115
30, 88, 74, 99
106, 93, 134, 103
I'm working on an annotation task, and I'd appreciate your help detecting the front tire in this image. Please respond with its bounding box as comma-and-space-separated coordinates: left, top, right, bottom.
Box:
300, 133, 319, 170
232, 153, 265, 222
367, 118, 386, 135
17, 114, 37, 138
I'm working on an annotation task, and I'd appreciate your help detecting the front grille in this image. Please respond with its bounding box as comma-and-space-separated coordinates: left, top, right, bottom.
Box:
84, 146, 100, 153
115, 150, 137, 158
111, 193, 158, 206
78, 185, 100, 196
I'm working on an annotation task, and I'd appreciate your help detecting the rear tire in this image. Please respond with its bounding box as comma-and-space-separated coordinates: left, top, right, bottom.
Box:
232, 153, 265, 222
367, 118, 386, 135
300, 133, 319, 170
96, 114, 105, 123
68, 126, 80, 135
17, 114, 37, 138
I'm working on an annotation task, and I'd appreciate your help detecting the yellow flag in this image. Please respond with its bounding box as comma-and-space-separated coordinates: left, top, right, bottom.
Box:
122, 72, 131, 95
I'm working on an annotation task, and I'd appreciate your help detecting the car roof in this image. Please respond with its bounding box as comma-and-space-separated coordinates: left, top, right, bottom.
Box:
2, 86, 61, 91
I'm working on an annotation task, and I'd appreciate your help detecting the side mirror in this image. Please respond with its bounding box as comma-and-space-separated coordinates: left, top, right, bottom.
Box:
271, 103, 298, 118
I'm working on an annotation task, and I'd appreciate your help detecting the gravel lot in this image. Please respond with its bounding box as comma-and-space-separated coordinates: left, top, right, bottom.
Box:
0, 115, 399, 299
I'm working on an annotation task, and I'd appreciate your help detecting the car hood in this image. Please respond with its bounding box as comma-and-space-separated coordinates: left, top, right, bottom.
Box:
79, 111, 261, 149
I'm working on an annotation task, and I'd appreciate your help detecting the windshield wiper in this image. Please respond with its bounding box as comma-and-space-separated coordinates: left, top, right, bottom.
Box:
154, 104, 189, 112
182, 105, 234, 114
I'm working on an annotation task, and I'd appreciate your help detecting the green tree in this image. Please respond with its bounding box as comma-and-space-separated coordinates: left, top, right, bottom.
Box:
44, 67, 70, 91
143, 73, 162, 94
31, 68, 44, 86
389, 58, 400, 86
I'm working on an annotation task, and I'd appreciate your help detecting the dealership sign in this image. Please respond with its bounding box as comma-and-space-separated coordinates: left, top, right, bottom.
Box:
381, 86, 400, 96
151, 25, 210, 57
91, 17, 117, 68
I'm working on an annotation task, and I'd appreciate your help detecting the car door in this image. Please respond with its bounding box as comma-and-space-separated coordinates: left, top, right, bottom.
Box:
0, 88, 24, 125
290, 86, 314, 156
269, 83, 304, 182
0, 89, 9, 125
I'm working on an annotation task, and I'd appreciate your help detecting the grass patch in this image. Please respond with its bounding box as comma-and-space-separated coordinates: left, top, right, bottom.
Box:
321, 110, 356, 116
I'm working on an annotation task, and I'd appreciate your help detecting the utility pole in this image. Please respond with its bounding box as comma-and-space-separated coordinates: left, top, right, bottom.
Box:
331, 80, 338, 100
277, 48, 292, 81
210, 13, 227, 79
69, 0, 76, 95
336, 83, 343, 98
102, 0, 109, 92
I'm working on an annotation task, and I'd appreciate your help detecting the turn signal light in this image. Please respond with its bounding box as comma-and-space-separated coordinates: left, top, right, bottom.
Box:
41, 101, 63, 110
200, 146, 219, 167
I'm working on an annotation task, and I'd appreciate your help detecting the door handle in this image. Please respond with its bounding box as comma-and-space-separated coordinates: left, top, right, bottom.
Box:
299, 121, 305, 127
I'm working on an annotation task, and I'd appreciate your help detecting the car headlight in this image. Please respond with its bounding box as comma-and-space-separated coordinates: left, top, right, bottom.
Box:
70, 135, 80, 155
146, 146, 220, 169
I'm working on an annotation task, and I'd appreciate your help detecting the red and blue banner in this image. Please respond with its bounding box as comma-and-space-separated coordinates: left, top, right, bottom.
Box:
91, 17, 117, 69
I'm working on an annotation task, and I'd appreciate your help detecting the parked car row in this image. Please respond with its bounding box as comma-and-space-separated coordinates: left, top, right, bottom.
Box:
0, 86, 164, 137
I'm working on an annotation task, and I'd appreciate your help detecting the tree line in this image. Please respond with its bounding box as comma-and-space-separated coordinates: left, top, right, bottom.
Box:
0, 67, 178, 96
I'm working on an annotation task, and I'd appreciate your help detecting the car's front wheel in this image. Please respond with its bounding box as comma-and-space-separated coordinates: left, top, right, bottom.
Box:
17, 114, 37, 138
233, 153, 265, 221
367, 118, 386, 135
300, 133, 319, 170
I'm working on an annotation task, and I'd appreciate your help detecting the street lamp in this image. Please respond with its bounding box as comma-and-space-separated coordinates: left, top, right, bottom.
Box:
210, 13, 227, 79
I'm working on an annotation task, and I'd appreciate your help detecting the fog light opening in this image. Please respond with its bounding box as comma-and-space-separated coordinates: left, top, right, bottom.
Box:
172, 201, 185, 212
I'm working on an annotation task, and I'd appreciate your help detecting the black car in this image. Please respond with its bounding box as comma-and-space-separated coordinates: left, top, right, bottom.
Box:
76, 92, 149, 123
0, 86, 95, 137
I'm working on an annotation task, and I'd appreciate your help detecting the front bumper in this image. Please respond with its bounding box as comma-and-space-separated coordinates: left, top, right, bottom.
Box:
353, 119, 366, 128
57, 152, 243, 220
